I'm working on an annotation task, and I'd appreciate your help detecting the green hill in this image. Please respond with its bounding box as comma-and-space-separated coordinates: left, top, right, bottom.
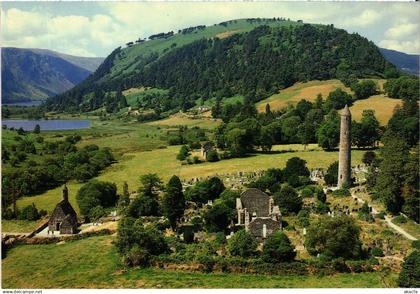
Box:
45, 18, 395, 112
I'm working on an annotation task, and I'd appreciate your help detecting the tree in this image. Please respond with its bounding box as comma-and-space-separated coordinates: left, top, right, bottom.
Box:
305, 215, 362, 259
317, 110, 340, 150
283, 157, 310, 179
118, 182, 130, 213
225, 128, 249, 156
323, 88, 353, 112
138, 173, 163, 197
219, 189, 240, 209
265, 103, 271, 114
203, 203, 232, 232
362, 151, 376, 166
324, 161, 339, 186
273, 184, 302, 214
177, 145, 190, 161
227, 230, 257, 257
351, 110, 380, 148
352, 80, 377, 100
260, 125, 274, 151
398, 250, 420, 287
375, 136, 408, 214
281, 116, 301, 143
33, 124, 41, 134
185, 177, 225, 204
262, 231, 296, 262
162, 175, 185, 229
76, 180, 118, 216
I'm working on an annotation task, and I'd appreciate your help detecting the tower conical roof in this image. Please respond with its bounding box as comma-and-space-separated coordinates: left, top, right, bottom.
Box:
341, 104, 351, 116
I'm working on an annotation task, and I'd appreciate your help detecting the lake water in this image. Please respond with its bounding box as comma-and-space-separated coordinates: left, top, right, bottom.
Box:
3, 100, 43, 107
2, 119, 91, 131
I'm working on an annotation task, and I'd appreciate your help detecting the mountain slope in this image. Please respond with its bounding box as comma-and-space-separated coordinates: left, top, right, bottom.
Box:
1, 47, 104, 102
379, 48, 419, 76
45, 18, 396, 112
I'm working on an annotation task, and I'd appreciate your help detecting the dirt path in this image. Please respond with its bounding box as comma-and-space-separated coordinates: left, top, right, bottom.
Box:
350, 189, 417, 241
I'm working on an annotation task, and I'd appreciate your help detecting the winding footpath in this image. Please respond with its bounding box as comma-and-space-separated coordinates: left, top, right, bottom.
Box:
350, 188, 417, 241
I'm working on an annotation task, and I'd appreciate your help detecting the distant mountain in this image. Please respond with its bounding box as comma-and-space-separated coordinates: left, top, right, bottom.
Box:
1, 47, 104, 103
380, 48, 419, 76
45, 18, 396, 112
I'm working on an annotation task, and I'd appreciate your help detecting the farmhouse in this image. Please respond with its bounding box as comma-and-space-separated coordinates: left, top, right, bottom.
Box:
236, 188, 282, 239
48, 185, 78, 234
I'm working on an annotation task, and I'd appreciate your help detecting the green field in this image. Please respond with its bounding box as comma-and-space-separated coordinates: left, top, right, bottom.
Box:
1, 235, 396, 288
9, 144, 366, 225
256, 79, 396, 126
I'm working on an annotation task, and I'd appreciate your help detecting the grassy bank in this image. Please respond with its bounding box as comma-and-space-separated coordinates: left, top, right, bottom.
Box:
2, 235, 396, 288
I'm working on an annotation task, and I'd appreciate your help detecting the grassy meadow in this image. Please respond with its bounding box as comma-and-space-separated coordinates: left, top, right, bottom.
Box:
256, 79, 396, 125
9, 143, 366, 226
1, 235, 396, 289
256, 79, 352, 112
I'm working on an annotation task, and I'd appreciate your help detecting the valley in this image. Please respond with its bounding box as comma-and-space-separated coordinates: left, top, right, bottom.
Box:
1, 14, 419, 291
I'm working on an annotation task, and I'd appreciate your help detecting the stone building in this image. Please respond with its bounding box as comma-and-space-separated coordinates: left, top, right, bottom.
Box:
338, 104, 351, 188
236, 188, 281, 239
200, 141, 214, 158
48, 185, 78, 234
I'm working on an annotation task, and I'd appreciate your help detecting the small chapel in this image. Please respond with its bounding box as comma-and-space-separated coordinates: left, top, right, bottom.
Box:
236, 188, 282, 240
48, 185, 78, 234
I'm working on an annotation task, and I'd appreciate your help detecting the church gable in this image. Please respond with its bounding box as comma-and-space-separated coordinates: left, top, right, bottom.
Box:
240, 188, 270, 217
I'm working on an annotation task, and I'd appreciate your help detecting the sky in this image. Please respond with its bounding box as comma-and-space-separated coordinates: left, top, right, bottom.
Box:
1, 1, 419, 57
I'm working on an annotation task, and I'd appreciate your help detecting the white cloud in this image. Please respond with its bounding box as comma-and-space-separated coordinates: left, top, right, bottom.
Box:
379, 39, 420, 55
1, 3, 419, 56
385, 23, 419, 40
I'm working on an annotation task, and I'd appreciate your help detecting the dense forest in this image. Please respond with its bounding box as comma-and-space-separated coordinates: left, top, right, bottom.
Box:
44, 23, 395, 112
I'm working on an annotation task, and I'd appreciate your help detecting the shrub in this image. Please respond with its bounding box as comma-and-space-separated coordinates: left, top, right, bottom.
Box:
206, 149, 220, 162
412, 240, 420, 249
183, 226, 195, 244
18, 203, 40, 221
176, 145, 190, 161
376, 211, 385, 220
393, 215, 408, 224
228, 230, 257, 258
197, 253, 215, 273
203, 203, 233, 233
89, 205, 106, 222
124, 245, 151, 267
332, 188, 351, 197
371, 247, 384, 257
262, 231, 296, 262
398, 250, 420, 287
305, 215, 362, 259
273, 184, 302, 215
315, 187, 327, 203
300, 187, 313, 198
76, 180, 118, 216
296, 210, 310, 227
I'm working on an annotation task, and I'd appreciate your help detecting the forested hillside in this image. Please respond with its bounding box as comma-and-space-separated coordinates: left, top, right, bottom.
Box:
2, 48, 103, 102
45, 19, 396, 112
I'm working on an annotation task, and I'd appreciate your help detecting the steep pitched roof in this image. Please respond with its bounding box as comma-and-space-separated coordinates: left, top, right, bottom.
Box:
240, 188, 270, 217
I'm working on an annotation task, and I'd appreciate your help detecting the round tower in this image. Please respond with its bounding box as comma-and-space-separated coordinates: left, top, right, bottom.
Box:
337, 104, 351, 188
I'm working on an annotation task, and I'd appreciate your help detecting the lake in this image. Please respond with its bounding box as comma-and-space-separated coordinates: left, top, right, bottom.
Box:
2, 119, 91, 131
